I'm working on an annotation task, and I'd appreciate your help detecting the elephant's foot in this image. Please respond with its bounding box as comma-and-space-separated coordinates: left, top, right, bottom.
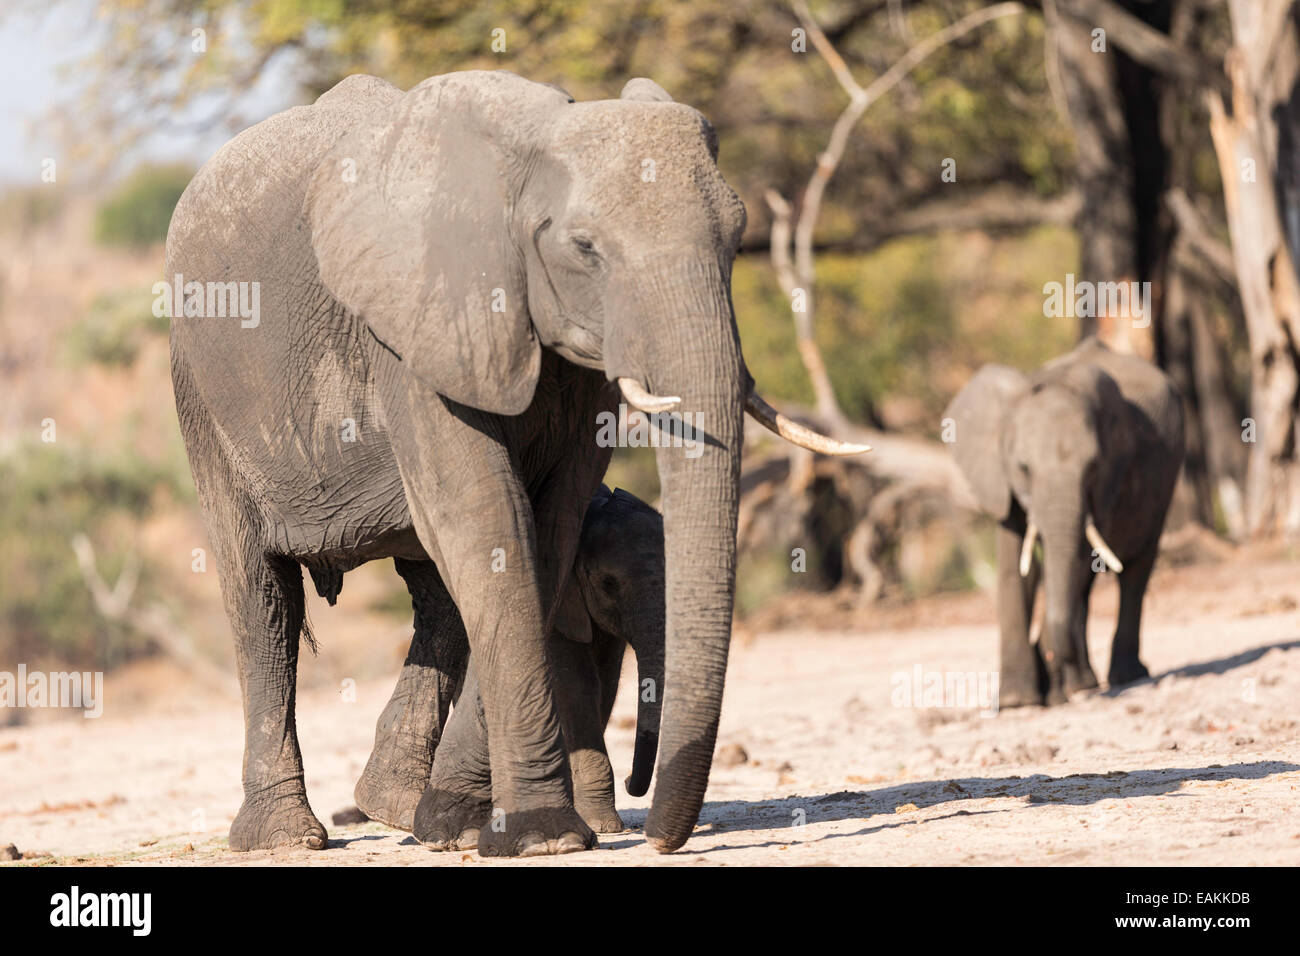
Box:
1042, 660, 1097, 706
355, 732, 433, 831
230, 786, 327, 851
575, 796, 625, 834
1108, 656, 1150, 688
569, 750, 624, 833
998, 672, 1045, 709
354, 762, 427, 832
1063, 662, 1100, 696
476, 804, 597, 858
413, 785, 493, 851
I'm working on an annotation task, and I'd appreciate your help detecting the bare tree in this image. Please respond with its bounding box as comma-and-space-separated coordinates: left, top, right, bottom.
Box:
1206, 0, 1300, 537
766, 0, 1026, 430
71, 534, 235, 696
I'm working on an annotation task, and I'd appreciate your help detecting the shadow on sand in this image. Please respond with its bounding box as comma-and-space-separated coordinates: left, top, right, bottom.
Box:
1099, 638, 1300, 699
610, 759, 1300, 853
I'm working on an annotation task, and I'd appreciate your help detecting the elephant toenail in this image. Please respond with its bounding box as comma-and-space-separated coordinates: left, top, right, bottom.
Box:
517, 832, 551, 856
556, 832, 589, 854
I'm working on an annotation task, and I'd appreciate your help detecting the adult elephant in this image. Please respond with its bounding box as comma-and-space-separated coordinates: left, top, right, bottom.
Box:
166, 70, 862, 856
944, 337, 1184, 708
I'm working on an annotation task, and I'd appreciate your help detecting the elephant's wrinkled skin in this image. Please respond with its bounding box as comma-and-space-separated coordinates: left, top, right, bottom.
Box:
944, 337, 1185, 708
167, 70, 847, 855
355, 486, 666, 845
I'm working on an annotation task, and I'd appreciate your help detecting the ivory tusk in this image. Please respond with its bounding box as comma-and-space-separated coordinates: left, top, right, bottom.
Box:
1019, 522, 1038, 577
1085, 516, 1124, 573
618, 377, 681, 415
744, 392, 871, 456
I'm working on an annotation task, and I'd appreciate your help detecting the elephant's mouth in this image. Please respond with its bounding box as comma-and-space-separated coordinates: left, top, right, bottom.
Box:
1019, 513, 1122, 577
617, 379, 869, 456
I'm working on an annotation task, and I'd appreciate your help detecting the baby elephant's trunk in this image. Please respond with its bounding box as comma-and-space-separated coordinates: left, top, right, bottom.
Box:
624, 624, 664, 797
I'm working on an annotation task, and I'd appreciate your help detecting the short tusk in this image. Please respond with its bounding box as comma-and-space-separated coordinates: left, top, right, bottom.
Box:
1085, 516, 1124, 573
618, 378, 681, 415
744, 392, 871, 456
1019, 522, 1038, 577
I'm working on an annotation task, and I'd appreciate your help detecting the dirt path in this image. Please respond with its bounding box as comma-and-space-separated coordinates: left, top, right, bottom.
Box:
3, 559, 1299, 866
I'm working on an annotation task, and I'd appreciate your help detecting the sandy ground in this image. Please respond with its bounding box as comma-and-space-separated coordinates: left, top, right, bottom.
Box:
3, 557, 1300, 867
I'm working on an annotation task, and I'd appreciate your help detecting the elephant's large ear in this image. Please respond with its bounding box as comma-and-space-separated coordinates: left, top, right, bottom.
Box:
1084, 367, 1137, 510
305, 71, 570, 415
553, 577, 593, 644
944, 364, 1029, 520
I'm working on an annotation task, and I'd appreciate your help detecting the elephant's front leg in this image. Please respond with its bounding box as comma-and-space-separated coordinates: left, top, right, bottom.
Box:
355, 558, 468, 831
551, 634, 624, 834
449, 526, 592, 856
405, 482, 592, 855
1109, 538, 1157, 686
415, 640, 626, 849
222, 549, 327, 851
413, 657, 494, 850
386, 378, 605, 856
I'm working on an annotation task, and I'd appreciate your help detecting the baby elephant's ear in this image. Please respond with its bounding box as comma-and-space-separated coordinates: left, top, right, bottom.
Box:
553, 578, 593, 644
305, 71, 570, 416
943, 364, 1029, 520
620, 78, 673, 102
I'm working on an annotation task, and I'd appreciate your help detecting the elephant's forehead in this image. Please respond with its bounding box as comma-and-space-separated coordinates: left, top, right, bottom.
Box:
549, 101, 716, 171
547, 101, 743, 238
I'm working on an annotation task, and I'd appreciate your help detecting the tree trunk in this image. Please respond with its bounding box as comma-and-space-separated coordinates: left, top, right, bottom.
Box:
1152, 0, 1248, 536
1207, 0, 1300, 537
1051, 0, 1140, 342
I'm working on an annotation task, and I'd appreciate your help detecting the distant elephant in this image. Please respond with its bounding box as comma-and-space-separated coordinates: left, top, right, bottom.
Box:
355, 486, 665, 841
944, 337, 1184, 707
166, 70, 861, 856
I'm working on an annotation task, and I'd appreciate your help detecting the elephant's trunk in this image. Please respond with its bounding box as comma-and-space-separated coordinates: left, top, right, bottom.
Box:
623, 616, 664, 797
645, 386, 741, 851
610, 259, 744, 852
1037, 495, 1085, 668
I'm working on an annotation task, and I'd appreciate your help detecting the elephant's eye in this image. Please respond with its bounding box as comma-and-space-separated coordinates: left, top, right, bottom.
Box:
572, 236, 597, 257
600, 574, 619, 594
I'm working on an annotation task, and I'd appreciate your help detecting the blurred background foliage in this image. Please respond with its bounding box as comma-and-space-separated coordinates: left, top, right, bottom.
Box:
93, 163, 194, 248
0, 441, 191, 671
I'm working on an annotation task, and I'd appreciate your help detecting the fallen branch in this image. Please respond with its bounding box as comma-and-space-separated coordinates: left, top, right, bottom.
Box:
1059, 0, 1222, 87
71, 534, 234, 696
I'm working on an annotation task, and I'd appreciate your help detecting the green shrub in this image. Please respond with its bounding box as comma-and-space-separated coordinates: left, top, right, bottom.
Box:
732, 228, 1078, 432
63, 288, 170, 367
0, 443, 191, 670
93, 163, 193, 248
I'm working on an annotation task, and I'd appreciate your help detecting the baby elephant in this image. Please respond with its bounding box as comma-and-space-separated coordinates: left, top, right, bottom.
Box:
944, 336, 1184, 708
544, 485, 666, 834
356, 486, 664, 852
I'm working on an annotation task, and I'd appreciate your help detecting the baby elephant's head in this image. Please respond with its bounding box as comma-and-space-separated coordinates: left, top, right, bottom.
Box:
574, 485, 665, 797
